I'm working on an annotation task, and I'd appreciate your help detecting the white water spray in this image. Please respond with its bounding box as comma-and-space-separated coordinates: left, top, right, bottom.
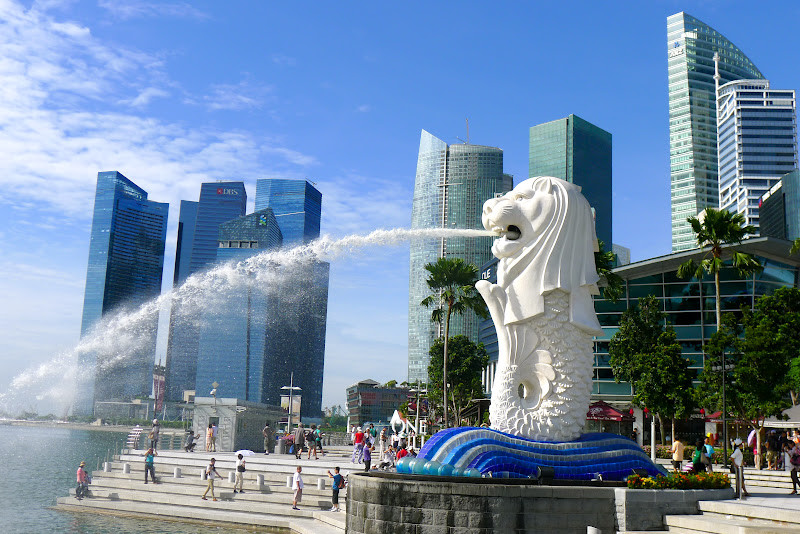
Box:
0, 227, 495, 415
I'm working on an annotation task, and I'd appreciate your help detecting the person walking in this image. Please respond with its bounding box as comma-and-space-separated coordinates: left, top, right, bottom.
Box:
786, 442, 800, 495
262, 422, 274, 455
201, 458, 221, 501
351, 427, 365, 463
75, 461, 89, 500
379, 428, 387, 460
730, 438, 749, 497
291, 466, 304, 510
293, 423, 306, 459
144, 447, 158, 484
703, 436, 715, 472
306, 425, 319, 460
363, 441, 373, 472
315, 426, 325, 456
691, 440, 706, 473
211, 422, 218, 452
670, 436, 685, 473
234, 453, 246, 494
149, 419, 160, 450
327, 467, 344, 512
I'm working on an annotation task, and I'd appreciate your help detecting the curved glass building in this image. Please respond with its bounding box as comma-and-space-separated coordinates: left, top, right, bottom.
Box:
667, 12, 764, 251
407, 130, 512, 384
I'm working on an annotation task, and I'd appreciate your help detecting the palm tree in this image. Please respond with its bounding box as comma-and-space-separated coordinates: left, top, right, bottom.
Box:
421, 257, 488, 429
595, 240, 623, 302
677, 208, 762, 331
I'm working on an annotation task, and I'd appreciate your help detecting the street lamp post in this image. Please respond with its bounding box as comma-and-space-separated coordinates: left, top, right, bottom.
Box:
281, 372, 302, 434
210, 382, 218, 413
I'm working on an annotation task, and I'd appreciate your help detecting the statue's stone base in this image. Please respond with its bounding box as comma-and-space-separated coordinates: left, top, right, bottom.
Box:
346, 472, 733, 534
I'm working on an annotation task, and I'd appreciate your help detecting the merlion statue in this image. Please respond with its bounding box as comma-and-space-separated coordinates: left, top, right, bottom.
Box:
476, 176, 602, 442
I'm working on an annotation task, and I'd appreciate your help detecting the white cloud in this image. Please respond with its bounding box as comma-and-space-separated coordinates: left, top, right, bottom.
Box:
356, 104, 371, 113
200, 80, 274, 112
124, 87, 170, 108
96, 0, 207, 20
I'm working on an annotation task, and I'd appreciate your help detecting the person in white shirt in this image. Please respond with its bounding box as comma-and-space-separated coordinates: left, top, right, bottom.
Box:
291, 466, 304, 510
201, 458, 221, 501
234, 453, 246, 494
730, 438, 749, 497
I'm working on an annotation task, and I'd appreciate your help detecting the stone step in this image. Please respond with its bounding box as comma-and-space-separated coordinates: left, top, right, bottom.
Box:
115, 455, 362, 476
697, 501, 800, 526
90, 473, 338, 499
87, 477, 345, 509
743, 479, 794, 489
665, 514, 800, 533
69, 484, 339, 515
57, 495, 344, 534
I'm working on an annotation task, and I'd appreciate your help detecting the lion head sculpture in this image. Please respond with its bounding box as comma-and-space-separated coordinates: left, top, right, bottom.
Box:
481, 176, 602, 334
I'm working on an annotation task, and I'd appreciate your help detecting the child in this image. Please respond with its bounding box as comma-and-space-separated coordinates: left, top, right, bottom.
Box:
292, 466, 304, 510
326, 467, 344, 512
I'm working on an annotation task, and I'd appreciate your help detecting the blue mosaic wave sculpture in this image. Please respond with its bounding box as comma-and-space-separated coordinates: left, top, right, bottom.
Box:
397, 428, 667, 481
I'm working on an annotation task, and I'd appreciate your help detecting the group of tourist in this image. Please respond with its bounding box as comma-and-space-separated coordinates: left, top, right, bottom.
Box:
666, 430, 800, 495
349, 424, 417, 472
290, 423, 325, 459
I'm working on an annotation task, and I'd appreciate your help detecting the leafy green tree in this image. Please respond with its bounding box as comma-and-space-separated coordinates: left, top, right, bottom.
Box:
595, 240, 623, 302
421, 257, 488, 428
699, 297, 797, 467
427, 335, 489, 426
791, 238, 800, 256
609, 295, 695, 443
677, 208, 762, 331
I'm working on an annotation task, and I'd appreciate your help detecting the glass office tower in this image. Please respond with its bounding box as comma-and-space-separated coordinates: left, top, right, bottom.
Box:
76, 171, 168, 414
254, 179, 328, 417
164, 182, 247, 402
667, 12, 764, 251
529, 114, 613, 249
717, 80, 797, 231
408, 130, 512, 384
760, 170, 800, 241
194, 209, 284, 402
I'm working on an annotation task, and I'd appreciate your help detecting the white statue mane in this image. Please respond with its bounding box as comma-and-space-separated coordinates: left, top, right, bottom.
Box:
477, 176, 602, 441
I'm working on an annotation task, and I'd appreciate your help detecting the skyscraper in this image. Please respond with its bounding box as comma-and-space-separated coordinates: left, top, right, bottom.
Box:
528, 114, 613, 249
164, 182, 247, 402
254, 178, 329, 417
716, 79, 797, 231
667, 12, 764, 251
77, 171, 168, 414
194, 209, 284, 403
408, 130, 512, 384
760, 170, 800, 241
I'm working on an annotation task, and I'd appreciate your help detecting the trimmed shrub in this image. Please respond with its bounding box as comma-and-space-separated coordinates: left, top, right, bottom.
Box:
627, 471, 730, 490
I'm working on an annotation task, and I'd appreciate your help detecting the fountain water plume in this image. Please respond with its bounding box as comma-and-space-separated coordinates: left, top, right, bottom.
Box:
0, 227, 495, 416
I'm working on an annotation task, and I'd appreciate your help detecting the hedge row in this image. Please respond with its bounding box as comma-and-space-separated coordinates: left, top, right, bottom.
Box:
627, 471, 730, 490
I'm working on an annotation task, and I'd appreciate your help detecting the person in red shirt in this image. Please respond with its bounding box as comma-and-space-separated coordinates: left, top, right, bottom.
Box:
396, 447, 409, 460
351, 427, 365, 463
76, 461, 89, 500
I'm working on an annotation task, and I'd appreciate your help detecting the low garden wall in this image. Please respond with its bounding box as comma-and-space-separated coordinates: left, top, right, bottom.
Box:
346, 472, 734, 534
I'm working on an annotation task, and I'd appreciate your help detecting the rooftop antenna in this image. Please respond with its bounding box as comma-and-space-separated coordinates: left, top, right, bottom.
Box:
466, 117, 469, 144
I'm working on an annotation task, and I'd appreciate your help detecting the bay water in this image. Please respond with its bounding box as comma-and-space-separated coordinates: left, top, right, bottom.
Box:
0, 424, 253, 533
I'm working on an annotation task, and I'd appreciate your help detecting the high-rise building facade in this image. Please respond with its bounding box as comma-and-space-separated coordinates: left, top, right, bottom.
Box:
667, 12, 765, 251
716, 80, 797, 230
194, 209, 284, 403
77, 171, 168, 414
408, 130, 512, 384
529, 114, 613, 249
254, 179, 329, 417
164, 182, 247, 402
760, 170, 800, 241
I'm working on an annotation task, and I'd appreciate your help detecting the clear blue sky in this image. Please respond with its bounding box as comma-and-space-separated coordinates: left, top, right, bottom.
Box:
1, 0, 799, 413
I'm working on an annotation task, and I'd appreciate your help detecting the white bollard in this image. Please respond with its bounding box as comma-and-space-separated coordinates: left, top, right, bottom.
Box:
173, 467, 182, 478
122, 463, 130, 474
317, 478, 325, 490
103, 462, 111, 473
228, 472, 236, 483
286, 475, 293, 488
587, 527, 602, 534
256, 474, 265, 486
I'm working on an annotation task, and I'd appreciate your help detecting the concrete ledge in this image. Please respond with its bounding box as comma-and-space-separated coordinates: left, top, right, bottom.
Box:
346, 473, 735, 534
